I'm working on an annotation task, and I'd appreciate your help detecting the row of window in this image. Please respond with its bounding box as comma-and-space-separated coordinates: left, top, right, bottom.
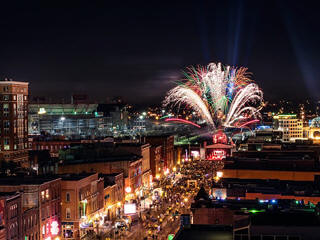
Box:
9, 204, 18, 219
41, 203, 59, 220
1, 94, 27, 101
23, 214, 37, 231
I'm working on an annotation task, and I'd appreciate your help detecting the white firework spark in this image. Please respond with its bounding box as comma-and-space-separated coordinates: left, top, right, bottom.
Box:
163, 62, 263, 130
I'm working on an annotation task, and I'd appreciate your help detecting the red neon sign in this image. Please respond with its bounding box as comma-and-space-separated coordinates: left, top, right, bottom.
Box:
207, 149, 226, 160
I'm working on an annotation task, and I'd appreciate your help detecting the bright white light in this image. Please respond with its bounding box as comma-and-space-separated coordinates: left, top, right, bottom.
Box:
216, 171, 223, 178
124, 203, 136, 214
125, 186, 132, 193
60, 116, 66, 121
38, 107, 46, 115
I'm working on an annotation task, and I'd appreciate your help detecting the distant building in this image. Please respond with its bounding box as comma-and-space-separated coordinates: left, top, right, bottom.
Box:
273, 114, 303, 142
28, 103, 107, 138
0, 80, 29, 166
145, 135, 174, 170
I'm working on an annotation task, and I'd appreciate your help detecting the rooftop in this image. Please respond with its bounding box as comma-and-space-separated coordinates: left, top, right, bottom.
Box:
174, 224, 233, 240
251, 211, 320, 226
0, 176, 60, 186
224, 158, 319, 172
59, 173, 96, 181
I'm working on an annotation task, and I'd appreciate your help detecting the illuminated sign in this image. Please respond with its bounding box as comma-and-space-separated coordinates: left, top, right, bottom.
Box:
191, 151, 199, 158
212, 131, 228, 144
50, 220, 59, 235
212, 188, 226, 200
124, 203, 136, 215
207, 149, 226, 160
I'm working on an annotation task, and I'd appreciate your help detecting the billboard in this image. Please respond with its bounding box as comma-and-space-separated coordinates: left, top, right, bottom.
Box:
124, 203, 136, 215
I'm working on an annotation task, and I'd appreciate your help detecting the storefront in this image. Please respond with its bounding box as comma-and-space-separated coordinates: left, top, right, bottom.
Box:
62, 222, 75, 239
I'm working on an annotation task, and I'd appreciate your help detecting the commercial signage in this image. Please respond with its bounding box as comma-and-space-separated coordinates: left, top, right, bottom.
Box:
124, 203, 136, 215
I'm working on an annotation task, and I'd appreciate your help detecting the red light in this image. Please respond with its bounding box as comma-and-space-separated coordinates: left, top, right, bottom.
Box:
207, 149, 226, 160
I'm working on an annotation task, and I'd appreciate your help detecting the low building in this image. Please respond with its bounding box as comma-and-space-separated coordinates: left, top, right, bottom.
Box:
234, 211, 320, 240
115, 143, 152, 194
0, 192, 21, 240
60, 173, 104, 240
0, 176, 61, 240
150, 145, 162, 178
174, 224, 233, 240
99, 173, 124, 221
58, 143, 142, 196
145, 135, 174, 170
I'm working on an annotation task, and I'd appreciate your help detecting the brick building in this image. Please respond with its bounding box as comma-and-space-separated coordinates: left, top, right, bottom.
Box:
0, 192, 21, 240
60, 173, 104, 240
0, 176, 61, 240
0, 80, 29, 166
145, 135, 174, 170
99, 173, 124, 221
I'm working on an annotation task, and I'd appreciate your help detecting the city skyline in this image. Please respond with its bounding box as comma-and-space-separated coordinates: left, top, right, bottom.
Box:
0, 1, 319, 104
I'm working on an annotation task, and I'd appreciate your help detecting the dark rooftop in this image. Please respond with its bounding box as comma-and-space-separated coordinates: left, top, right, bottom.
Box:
0, 191, 20, 197
0, 176, 61, 186
174, 225, 233, 240
224, 158, 320, 172
251, 211, 320, 226
59, 173, 96, 181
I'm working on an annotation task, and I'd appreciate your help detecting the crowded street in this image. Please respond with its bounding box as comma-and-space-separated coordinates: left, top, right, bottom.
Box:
103, 158, 220, 240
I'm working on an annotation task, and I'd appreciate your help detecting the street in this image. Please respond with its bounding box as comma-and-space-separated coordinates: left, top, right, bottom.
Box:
119, 159, 216, 240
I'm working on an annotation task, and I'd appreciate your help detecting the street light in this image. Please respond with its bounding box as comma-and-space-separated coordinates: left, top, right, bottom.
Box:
216, 171, 223, 178
125, 186, 132, 193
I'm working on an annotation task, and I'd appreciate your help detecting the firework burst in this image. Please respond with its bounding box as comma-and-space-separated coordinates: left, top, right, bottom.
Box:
163, 62, 263, 130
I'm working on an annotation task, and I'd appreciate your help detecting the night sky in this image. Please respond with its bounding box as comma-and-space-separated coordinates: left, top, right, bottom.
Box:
0, 0, 319, 105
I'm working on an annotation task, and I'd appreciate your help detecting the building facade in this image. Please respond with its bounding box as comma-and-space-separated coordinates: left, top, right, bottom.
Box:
273, 114, 303, 142
0, 192, 21, 240
0, 176, 61, 240
60, 173, 104, 240
145, 135, 174, 170
150, 145, 162, 178
0, 80, 29, 166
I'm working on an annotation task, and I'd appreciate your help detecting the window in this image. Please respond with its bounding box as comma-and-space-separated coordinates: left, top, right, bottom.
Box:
4, 138, 10, 150
41, 191, 45, 201
45, 189, 49, 199
66, 208, 71, 219
3, 95, 9, 101
66, 192, 70, 202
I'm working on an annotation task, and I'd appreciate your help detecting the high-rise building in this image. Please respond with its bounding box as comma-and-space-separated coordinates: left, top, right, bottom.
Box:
273, 114, 303, 142
0, 80, 29, 166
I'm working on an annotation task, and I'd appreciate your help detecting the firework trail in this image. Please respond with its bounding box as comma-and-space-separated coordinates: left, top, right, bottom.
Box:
163, 62, 263, 130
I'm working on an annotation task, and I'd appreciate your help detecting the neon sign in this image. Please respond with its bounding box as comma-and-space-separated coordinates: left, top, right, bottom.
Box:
50, 220, 59, 235
207, 149, 226, 160
212, 131, 228, 144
